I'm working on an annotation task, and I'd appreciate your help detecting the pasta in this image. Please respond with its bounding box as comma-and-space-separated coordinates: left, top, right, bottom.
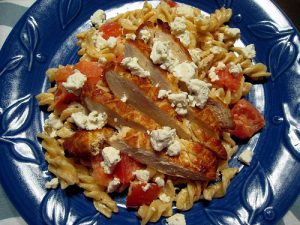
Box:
36, 1, 271, 224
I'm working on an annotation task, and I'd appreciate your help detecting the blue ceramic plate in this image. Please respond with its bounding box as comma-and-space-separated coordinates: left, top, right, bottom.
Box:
0, 0, 299, 224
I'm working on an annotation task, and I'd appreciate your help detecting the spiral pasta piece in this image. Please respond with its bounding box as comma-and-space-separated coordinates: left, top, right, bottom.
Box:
176, 181, 203, 211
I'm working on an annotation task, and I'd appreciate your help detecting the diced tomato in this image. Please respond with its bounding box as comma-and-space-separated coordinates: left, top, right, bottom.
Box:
53, 83, 79, 112
91, 155, 113, 187
230, 99, 265, 139
54, 65, 73, 82
114, 153, 143, 184
74, 61, 103, 78
214, 67, 243, 92
164, 0, 177, 7
126, 182, 160, 208
99, 21, 122, 40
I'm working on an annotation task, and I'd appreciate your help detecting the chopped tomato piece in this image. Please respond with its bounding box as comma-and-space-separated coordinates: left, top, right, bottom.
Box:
99, 21, 122, 40
91, 155, 113, 187
230, 99, 265, 139
53, 83, 79, 112
54, 65, 73, 82
214, 67, 243, 92
164, 0, 177, 7
74, 61, 103, 78
126, 182, 160, 208
114, 153, 143, 184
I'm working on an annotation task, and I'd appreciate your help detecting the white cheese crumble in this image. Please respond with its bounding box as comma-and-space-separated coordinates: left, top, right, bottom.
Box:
159, 193, 171, 203
142, 183, 151, 192
133, 170, 150, 182
176, 4, 195, 18
178, 31, 190, 47
208, 62, 226, 82
45, 113, 63, 131
158, 89, 171, 99
106, 37, 117, 48
187, 79, 211, 108
98, 56, 107, 64
150, 126, 176, 151
139, 29, 151, 43
121, 57, 150, 78
150, 40, 170, 65
166, 213, 186, 225
229, 62, 243, 75
188, 48, 202, 64
125, 33, 136, 40
101, 147, 121, 174
107, 177, 120, 193
238, 149, 253, 166
120, 94, 128, 103
154, 177, 165, 187
62, 70, 87, 95
210, 46, 223, 54
172, 62, 197, 83
225, 27, 240, 37
45, 178, 59, 189
168, 92, 189, 115
71, 111, 107, 130
167, 140, 182, 156
90, 9, 106, 28
170, 17, 186, 35
241, 44, 256, 59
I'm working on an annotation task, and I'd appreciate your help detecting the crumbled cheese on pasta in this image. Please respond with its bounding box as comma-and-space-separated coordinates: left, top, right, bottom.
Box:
176, 4, 195, 18
167, 140, 181, 156
62, 70, 87, 95
159, 193, 171, 203
172, 62, 197, 83
121, 57, 150, 78
150, 127, 176, 151
154, 177, 165, 187
241, 44, 256, 59
210, 46, 223, 54
133, 170, 150, 182
170, 17, 186, 34
120, 94, 128, 102
71, 111, 107, 130
139, 29, 151, 43
158, 89, 171, 99
166, 213, 186, 225
90, 9, 106, 28
45, 113, 63, 131
208, 67, 219, 82
125, 33, 136, 40
101, 146, 121, 174
238, 149, 253, 166
188, 48, 202, 64
142, 183, 151, 192
106, 37, 117, 48
98, 56, 107, 64
216, 61, 226, 70
229, 62, 242, 75
225, 27, 240, 37
45, 178, 59, 189
187, 79, 211, 108
107, 177, 120, 193
178, 31, 190, 47
168, 92, 189, 115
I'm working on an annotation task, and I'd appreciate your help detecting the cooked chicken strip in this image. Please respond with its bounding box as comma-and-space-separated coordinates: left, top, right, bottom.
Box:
109, 127, 218, 181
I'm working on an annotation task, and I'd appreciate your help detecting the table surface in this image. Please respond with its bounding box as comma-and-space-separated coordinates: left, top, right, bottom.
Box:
0, 0, 299, 225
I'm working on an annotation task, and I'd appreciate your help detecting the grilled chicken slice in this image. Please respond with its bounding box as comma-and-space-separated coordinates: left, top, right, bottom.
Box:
82, 85, 160, 132
63, 128, 114, 159
105, 69, 191, 140
109, 127, 218, 181
135, 23, 234, 132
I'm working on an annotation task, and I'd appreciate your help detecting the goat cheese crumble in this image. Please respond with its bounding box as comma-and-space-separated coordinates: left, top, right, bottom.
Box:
133, 170, 150, 182
125, 33, 136, 40
142, 183, 151, 192
150, 127, 177, 151
154, 177, 165, 187
71, 111, 107, 130
44, 113, 63, 137
241, 44, 256, 59
101, 147, 121, 174
90, 9, 106, 28
172, 62, 197, 83
62, 70, 87, 95
121, 57, 150, 78
167, 140, 182, 156
168, 92, 189, 115
170, 17, 186, 34
159, 193, 171, 203
176, 4, 195, 18
225, 27, 240, 37
229, 62, 243, 75
92, 32, 117, 51
188, 48, 202, 64
139, 29, 151, 43
120, 94, 128, 103
166, 213, 186, 225
187, 79, 211, 108
107, 177, 121, 193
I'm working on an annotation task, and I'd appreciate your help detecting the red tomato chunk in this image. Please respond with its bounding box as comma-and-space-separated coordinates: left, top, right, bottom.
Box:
230, 99, 265, 139
99, 21, 122, 40
214, 67, 243, 92
126, 182, 160, 208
